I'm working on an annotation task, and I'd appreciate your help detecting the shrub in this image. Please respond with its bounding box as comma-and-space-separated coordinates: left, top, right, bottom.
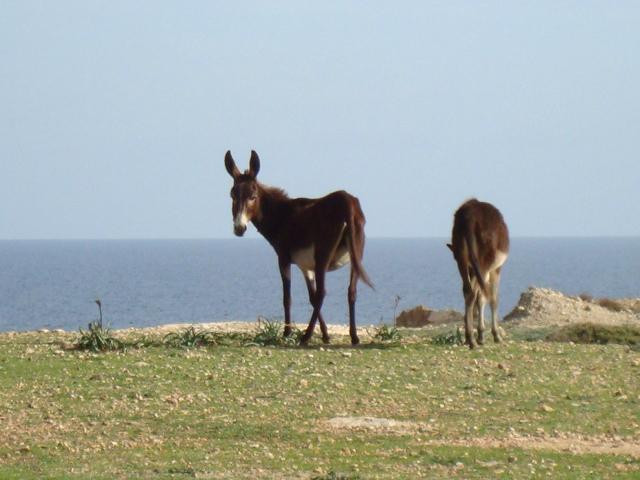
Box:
372, 324, 402, 343
248, 317, 302, 347
546, 323, 640, 347
76, 321, 124, 352
163, 326, 219, 348
74, 299, 124, 352
431, 327, 464, 346
596, 298, 625, 312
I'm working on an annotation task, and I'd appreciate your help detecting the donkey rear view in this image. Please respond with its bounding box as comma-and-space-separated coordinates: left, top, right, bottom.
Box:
447, 199, 509, 349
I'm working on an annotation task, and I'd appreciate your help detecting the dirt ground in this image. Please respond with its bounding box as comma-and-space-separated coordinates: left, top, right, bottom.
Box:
323, 416, 640, 458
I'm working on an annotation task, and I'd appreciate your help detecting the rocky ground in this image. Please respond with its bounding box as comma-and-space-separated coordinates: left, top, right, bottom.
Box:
395, 287, 640, 330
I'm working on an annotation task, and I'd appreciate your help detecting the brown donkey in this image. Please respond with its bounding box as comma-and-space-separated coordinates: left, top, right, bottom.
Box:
224, 150, 373, 345
447, 199, 509, 349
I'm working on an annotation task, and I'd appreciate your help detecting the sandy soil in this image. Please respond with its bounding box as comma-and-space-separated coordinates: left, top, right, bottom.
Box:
323, 416, 640, 458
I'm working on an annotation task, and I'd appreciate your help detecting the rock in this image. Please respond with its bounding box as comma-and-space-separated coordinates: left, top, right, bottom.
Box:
396, 305, 431, 327
504, 287, 640, 328
396, 306, 463, 327
428, 309, 464, 325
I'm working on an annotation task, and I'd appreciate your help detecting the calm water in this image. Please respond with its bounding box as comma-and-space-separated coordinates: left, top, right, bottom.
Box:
0, 238, 638, 332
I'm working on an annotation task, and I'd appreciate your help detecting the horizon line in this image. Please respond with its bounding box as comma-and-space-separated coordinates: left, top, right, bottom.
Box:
0, 235, 638, 241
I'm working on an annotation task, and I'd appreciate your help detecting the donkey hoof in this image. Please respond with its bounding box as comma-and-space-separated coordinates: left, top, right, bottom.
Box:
283, 328, 292, 338
351, 336, 360, 346
322, 335, 331, 345
493, 335, 502, 344
467, 341, 477, 350
299, 334, 311, 347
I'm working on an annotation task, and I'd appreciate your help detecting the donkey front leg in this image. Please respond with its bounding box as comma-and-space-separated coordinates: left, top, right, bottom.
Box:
279, 261, 293, 338
300, 269, 326, 346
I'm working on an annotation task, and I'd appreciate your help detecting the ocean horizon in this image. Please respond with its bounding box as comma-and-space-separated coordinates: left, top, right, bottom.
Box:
1, 237, 638, 332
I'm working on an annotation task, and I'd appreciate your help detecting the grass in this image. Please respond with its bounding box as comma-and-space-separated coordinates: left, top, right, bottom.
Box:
546, 322, 640, 348
0, 326, 639, 479
431, 327, 464, 346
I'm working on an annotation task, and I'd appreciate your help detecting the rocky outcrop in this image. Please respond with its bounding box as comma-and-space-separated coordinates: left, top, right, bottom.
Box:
395, 306, 463, 327
504, 287, 640, 328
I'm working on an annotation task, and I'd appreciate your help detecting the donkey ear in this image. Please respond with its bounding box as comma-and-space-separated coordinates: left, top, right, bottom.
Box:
225, 151, 240, 179
249, 150, 260, 178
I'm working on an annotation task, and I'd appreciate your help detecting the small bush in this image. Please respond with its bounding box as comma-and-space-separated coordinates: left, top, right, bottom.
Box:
546, 323, 640, 347
578, 293, 593, 302
372, 324, 402, 342
162, 326, 246, 348
163, 326, 217, 348
76, 321, 124, 352
596, 298, 625, 312
74, 300, 124, 352
431, 327, 464, 346
248, 317, 303, 347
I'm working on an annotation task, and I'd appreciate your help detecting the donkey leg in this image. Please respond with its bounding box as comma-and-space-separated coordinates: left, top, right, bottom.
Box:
463, 283, 478, 349
476, 294, 486, 345
279, 261, 293, 338
348, 267, 359, 345
490, 269, 502, 343
300, 269, 326, 346
303, 271, 330, 344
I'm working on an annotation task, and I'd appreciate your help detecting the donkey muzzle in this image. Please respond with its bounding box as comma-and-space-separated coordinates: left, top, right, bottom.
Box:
234, 225, 247, 236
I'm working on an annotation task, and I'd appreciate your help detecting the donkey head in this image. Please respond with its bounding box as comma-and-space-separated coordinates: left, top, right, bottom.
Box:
224, 150, 261, 236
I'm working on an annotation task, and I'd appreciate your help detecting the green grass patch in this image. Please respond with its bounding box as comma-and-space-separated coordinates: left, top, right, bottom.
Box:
546, 322, 640, 348
0, 331, 638, 478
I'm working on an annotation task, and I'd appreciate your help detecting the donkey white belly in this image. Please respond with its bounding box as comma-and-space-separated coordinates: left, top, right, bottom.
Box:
329, 245, 351, 271
292, 245, 315, 271
292, 244, 351, 272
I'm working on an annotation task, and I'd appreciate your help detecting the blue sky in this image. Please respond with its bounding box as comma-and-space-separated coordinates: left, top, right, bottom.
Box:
1, 1, 639, 239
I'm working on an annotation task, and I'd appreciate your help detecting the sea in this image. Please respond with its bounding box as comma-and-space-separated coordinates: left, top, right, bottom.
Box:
0, 238, 638, 332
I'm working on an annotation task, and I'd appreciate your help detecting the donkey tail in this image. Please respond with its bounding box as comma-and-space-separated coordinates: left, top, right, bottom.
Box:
464, 229, 487, 296
346, 203, 374, 290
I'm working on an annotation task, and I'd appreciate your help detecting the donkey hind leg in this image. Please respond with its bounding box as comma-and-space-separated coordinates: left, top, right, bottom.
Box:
489, 268, 502, 343
299, 268, 326, 346
303, 271, 330, 344
299, 225, 344, 346
347, 266, 359, 346
279, 262, 293, 338
475, 294, 486, 345
463, 282, 478, 349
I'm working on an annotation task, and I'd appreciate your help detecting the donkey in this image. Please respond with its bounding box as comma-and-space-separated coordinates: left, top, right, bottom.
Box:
224, 150, 373, 346
447, 199, 509, 349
